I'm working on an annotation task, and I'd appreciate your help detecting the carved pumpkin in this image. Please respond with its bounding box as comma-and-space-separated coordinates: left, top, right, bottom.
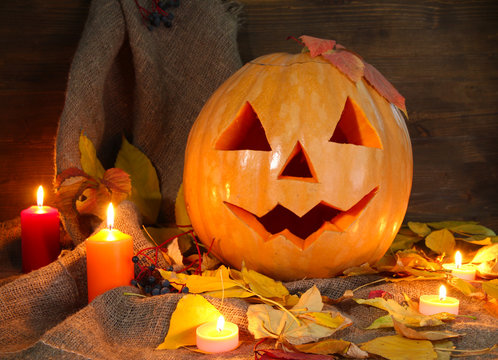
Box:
183, 51, 412, 281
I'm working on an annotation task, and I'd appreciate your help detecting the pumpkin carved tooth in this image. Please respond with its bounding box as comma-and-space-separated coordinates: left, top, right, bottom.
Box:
224, 186, 378, 250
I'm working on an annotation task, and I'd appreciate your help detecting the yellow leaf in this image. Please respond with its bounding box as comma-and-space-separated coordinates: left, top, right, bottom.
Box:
156, 295, 221, 349
294, 339, 352, 355
361, 335, 437, 360
299, 312, 347, 329
115, 136, 161, 224
355, 297, 455, 328
175, 183, 192, 227
482, 279, 498, 299
241, 263, 289, 299
434, 340, 454, 360
292, 285, 323, 313
393, 317, 461, 341
79, 133, 105, 179
425, 229, 455, 255
447, 277, 478, 296
471, 243, 498, 263
343, 262, 378, 276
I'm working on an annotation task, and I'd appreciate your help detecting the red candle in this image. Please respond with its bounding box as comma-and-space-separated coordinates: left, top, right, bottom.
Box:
21, 186, 60, 273
86, 203, 134, 302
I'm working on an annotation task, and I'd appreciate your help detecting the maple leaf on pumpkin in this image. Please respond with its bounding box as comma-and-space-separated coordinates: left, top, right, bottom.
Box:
297, 35, 406, 112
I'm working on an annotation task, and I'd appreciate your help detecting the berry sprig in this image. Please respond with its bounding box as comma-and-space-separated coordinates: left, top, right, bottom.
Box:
134, 0, 179, 31
130, 228, 213, 296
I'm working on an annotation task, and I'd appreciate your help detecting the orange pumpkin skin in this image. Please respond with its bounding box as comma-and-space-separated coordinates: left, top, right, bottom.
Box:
183, 52, 412, 281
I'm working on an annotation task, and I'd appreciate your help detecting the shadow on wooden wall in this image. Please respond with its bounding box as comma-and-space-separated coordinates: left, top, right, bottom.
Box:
0, 0, 496, 228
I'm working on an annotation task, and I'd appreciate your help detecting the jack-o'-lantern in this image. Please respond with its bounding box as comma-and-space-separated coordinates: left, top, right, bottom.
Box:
183, 44, 412, 281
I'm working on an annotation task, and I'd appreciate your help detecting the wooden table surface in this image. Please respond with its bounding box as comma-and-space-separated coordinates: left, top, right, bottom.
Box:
0, 0, 497, 229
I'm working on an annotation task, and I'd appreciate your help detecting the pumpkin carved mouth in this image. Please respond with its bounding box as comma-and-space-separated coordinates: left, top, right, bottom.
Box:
224, 187, 378, 250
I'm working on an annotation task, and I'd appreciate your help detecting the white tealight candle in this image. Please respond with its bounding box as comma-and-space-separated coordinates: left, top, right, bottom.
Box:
419, 285, 459, 315
196, 316, 239, 353
442, 251, 476, 281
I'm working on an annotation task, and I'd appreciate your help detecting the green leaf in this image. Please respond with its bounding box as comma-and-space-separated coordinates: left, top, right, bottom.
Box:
79, 133, 105, 179
408, 222, 432, 237
450, 224, 496, 236
425, 229, 455, 255
390, 233, 422, 252
458, 234, 494, 246
115, 136, 161, 224
427, 221, 478, 230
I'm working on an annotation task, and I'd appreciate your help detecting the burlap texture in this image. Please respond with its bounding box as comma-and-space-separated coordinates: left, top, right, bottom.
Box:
0, 0, 497, 358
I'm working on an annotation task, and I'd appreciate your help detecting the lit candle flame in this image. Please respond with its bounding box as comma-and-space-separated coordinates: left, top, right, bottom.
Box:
439, 285, 447, 301
455, 251, 462, 269
216, 315, 225, 332
107, 203, 114, 230
37, 186, 44, 207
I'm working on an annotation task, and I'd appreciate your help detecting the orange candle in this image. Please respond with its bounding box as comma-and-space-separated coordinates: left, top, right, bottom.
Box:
86, 203, 134, 302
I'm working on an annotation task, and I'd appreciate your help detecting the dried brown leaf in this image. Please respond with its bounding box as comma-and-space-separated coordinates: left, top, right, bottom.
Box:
393, 317, 461, 341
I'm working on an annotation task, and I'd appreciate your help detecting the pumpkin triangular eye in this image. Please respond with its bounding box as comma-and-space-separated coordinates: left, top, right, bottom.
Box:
278, 141, 317, 182
330, 97, 383, 149
215, 101, 271, 151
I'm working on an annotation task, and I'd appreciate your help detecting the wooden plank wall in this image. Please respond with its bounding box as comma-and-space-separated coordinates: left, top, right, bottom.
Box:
0, 0, 497, 229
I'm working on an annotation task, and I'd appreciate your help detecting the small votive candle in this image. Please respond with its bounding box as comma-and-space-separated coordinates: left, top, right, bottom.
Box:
196, 315, 239, 353
442, 251, 476, 281
419, 285, 459, 315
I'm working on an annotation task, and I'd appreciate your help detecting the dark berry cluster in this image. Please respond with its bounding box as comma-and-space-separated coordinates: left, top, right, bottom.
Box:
131, 257, 190, 296
134, 0, 180, 31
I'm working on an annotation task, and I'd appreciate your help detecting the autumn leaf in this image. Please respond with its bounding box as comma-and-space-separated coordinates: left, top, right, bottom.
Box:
242, 263, 289, 299
247, 286, 351, 345
389, 232, 422, 252
447, 277, 479, 296
256, 348, 333, 360
482, 279, 498, 299
472, 243, 498, 263
322, 50, 364, 83
427, 220, 478, 230
408, 221, 432, 237
156, 294, 221, 349
363, 62, 406, 112
115, 136, 161, 224
175, 183, 191, 228
342, 262, 378, 276
354, 297, 455, 329
79, 133, 105, 179
299, 35, 336, 58
294, 339, 368, 358
360, 335, 437, 360
392, 317, 461, 341
425, 229, 455, 255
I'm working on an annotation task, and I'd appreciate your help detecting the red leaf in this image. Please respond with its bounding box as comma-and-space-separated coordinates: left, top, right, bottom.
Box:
55, 167, 91, 188
102, 168, 131, 194
363, 62, 406, 111
258, 349, 334, 360
368, 290, 386, 299
322, 50, 364, 83
299, 35, 336, 57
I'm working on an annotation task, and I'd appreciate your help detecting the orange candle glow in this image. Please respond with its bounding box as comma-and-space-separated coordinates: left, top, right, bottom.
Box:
86, 203, 134, 302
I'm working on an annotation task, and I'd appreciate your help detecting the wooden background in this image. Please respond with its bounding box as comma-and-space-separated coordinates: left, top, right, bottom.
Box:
0, 0, 497, 229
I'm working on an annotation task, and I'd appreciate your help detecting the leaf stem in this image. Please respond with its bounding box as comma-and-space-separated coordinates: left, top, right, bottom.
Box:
352, 278, 386, 293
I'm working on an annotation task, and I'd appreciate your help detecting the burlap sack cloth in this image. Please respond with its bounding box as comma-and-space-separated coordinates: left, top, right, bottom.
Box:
0, 0, 497, 358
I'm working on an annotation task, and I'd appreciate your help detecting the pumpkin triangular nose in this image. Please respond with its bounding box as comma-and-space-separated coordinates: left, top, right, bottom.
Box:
278, 141, 317, 182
